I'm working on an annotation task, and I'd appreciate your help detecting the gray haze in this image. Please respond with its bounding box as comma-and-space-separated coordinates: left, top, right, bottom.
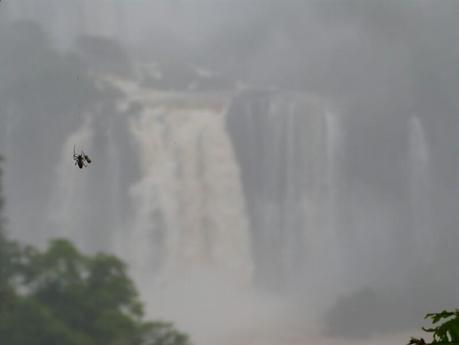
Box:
1, 1, 459, 344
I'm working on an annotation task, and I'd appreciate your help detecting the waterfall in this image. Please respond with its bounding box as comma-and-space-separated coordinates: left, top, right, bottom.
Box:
0, 105, 16, 166
313, 110, 346, 292
47, 103, 128, 254
408, 116, 433, 263
48, 115, 94, 247
114, 88, 254, 293
325, 111, 341, 235
226, 90, 346, 294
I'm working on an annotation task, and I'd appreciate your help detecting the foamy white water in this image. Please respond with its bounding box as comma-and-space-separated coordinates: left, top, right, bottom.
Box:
409, 116, 434, 263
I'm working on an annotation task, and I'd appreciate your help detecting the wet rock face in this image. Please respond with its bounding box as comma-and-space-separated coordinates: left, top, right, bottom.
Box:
226, 90, 342, 290
225, 89, 457, 300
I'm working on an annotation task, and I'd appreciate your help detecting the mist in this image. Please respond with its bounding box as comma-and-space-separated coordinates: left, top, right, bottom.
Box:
1, 1, 459, 344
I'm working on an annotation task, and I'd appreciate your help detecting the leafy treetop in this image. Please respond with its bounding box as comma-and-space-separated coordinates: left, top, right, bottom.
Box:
409, 310, 459, 345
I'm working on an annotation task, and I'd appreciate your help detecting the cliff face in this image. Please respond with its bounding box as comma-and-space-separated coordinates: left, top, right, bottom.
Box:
226, 90, 344, 290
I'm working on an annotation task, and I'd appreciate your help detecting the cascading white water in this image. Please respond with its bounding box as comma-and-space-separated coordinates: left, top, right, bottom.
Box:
408, 116, 433, 263
107, 83, 252, 282
310, 110, 347, 296
226, 91, 347, 298
48, 115, 94, 246
2, 2, 459, 344
106, 86, 261, 343
47, 105, 127, 253
325, 111, 341, 236
3, 70, 443, 344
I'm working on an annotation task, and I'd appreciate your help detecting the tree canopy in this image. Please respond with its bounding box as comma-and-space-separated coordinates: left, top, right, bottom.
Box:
409, 310, 459, 345
0, 237, 190, 345
0, 159, 190, 345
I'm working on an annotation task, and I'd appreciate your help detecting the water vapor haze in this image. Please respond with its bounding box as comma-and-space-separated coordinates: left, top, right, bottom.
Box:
1, 1, 459, 344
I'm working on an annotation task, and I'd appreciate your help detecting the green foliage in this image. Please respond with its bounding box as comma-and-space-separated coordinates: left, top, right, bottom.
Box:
0, 202, 185, 345
0, 297, 92, 345
141, 322, 190, 345
409, 310, 459, 345
0, 237, 190, 345
0, 155, 189, 345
